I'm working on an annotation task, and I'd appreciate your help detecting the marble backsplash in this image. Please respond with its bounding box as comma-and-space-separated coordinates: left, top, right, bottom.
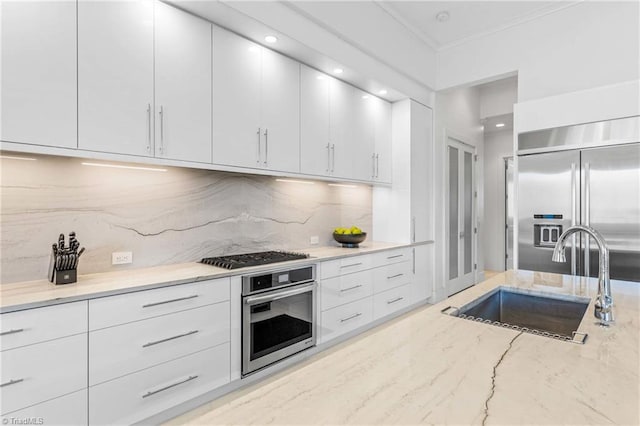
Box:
0, 154, 372, 284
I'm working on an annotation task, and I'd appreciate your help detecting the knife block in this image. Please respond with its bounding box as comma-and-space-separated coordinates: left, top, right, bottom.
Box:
48, 251, 78, 285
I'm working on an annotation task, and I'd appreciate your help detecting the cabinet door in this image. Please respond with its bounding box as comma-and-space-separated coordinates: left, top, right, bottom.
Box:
329, 78, 355, 179
261, 49, 300, 173
78, 0, 154, 156
374, 97, 392, 183
412, 244, 434, 303
212, 26, 261, 168
411, 102, 434, 242
155, 2, 212, 163
350, 89, 376, 181
1, 1, 77, 148
300, 65, 330, 176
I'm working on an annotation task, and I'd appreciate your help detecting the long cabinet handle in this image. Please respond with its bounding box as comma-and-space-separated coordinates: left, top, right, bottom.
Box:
340, 312, 362, 323
146, 104, 151, 152
142, 294, 198, 308
257, 128, 261, 164
387, 273, 404, 280
1, 378, 24, 388
263, 128, 268, 166
412, 248, 416, 274
412, 217, 416, 243
375, 154, 380, 178
340, 262, 362, 269
326, 143, 330, 172
372, 153, 376, 178
340, 284, 363, 293
331, 144, 335, 173
142, 330, 199, 348
387, 254, 403, 260
584, 162, 591, 277
571, 163, 577, 275
387, 297, 404, 305
142, 375, 198, 399
0, 328, 24, 336
158, 105, 164, 155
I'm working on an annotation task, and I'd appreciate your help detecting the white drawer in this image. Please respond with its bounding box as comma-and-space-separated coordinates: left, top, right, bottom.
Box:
89, 343, 230, 425
1, 302, 87, 351
319, 297, 372, 344
90, 301, 230, 386
372, 261, 412, 293
372, 247, 412, 266
89, 278, 230, 330
0, 334, 87, 415
320, 269, 373, 312
1, 389, 87, 426
320, 254, 372, 279
373, 283, 412, 321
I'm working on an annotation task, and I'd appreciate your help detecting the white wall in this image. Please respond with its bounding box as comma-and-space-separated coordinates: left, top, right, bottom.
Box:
437, 1, 640, 103
482, 129, 514, 271
433, 86, 483, 301
479, 77, 517, 119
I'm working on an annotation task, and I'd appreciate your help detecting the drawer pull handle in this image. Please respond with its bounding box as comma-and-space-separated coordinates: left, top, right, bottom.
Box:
387, 273, 404, 280
387, 254, 403, 259
340, 284, 363, 293
142, 294, 198, 308
142, 375, 199, 399
1, 378, 24, 388
340, 312, 362, 323
340, 262, 362, 269
0, 328, 24, 336
142, 330, 199, 348
387, 297, 404, 305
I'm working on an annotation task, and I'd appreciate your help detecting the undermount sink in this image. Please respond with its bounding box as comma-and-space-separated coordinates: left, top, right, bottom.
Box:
442, 286, 590, 344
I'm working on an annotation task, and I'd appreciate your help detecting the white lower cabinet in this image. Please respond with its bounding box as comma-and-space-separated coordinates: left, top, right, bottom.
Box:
89, 302, 230, 386
320, 269, 373, 312
373, 284, 412, 321
1, 389, 87, 426
372, 261, 412, 294
0, 334, 87, 415
319, 297, 373, 344
89, 344, 230, 425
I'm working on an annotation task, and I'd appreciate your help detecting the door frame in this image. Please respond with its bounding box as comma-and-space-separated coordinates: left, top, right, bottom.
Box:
444, 134, 478, 296
504, 156, 514, 270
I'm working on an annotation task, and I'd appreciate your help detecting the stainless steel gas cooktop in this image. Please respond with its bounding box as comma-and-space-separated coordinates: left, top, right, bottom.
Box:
199, 250, 310, 270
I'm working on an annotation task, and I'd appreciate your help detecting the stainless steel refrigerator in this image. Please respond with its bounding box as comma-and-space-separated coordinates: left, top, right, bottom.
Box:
517, 117, 640, 282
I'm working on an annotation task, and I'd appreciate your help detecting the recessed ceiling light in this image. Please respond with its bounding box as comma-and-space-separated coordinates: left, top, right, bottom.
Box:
316, 75, 326, 80
378, 89, 388, 95
275, 178, 315, 185
264, 35, 278, 43
495, 123, 505, 128
362, 95, 369, 99
0, 155, 37, 161
82, 162, 167, 172
328, 183, 358, 188
248, 46, 259, 53
333, 68, 343, 74
436, 11, 450, 22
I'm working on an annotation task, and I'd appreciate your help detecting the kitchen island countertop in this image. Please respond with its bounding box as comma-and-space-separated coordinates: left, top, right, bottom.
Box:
0, 241, 429, 312
166, 269, 640, 425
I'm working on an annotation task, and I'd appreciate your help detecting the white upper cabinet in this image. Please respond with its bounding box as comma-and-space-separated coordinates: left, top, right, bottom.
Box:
351, 89, 376, 181
78, 0, 154, 157
1, 1, 77, 149
154, 2, 212, 163
300, 65, 331, 176
213, 27, 300, 172
373, 96, 392, 183
329, 78, 355, 179
260, 49, 300, 173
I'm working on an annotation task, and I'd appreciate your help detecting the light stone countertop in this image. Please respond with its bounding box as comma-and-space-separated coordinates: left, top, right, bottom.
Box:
0, 241, 428, 312
166, 269, 640, 426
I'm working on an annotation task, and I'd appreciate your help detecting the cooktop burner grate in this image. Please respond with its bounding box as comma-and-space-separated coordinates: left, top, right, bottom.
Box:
200, 250, 310, 269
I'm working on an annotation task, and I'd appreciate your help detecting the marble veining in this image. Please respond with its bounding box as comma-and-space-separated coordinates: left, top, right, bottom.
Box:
0, 154, 372, 283
164, 270, 639, 426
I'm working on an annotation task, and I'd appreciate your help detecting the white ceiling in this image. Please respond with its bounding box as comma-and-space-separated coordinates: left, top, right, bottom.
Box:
378, 1, 579, 50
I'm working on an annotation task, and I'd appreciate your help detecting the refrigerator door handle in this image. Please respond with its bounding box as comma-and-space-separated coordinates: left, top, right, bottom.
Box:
584, 162, 591, 277
571, 162, 577, 275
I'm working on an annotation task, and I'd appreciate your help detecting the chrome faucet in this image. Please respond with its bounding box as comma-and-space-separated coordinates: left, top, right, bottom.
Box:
552, 225, 614, 325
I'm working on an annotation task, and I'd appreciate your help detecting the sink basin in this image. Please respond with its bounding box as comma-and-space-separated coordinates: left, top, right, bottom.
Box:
442, 286, 590, 343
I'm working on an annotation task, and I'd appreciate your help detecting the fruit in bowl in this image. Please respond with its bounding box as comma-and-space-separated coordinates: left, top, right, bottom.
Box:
333, 226, 367, 247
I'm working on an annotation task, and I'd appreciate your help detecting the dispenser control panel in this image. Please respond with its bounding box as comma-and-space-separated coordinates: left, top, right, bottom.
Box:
534, 224, 563, 247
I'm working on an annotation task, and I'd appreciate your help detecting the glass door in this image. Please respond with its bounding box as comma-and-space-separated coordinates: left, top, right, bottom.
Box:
446, 137, 476, 296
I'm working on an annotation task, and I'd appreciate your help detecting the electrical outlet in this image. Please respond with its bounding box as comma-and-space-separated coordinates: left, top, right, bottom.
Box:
310, 236, 319, 245
112, 251, 133, 265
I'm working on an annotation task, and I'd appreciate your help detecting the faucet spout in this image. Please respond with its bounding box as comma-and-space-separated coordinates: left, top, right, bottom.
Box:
552, 225, 613, 325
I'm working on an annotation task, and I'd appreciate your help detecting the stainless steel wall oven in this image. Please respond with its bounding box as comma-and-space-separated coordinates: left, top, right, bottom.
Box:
241, 265, 316, 376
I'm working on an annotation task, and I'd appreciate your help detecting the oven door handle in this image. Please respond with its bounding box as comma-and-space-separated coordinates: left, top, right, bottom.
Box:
245, 283, 316, 305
